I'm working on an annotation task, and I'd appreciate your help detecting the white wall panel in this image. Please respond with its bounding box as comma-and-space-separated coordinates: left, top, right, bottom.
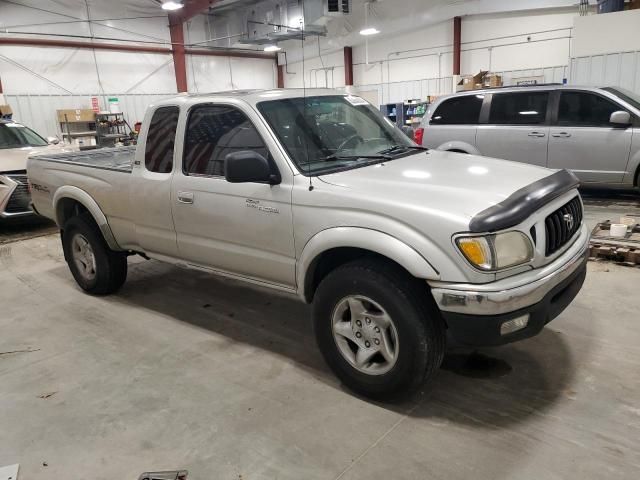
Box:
0, 45, 177, 95
570, 51, 640, 95
572, 9, 640, 57
4, 93, 176, 139
229, 57, 277, 89
186, 56, 276, 93
282, 7, 577, 105
0, 0, 170, 43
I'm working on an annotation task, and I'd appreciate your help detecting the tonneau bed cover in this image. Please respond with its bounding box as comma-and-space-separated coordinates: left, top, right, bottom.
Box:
31, 146, 135, 173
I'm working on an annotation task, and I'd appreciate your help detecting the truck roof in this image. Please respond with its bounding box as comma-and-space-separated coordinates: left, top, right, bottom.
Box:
153, 88, 346, 108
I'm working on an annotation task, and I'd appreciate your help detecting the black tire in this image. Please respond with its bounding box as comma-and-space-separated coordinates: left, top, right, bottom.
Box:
62, 213, 127, 295
313, 258, 445, 399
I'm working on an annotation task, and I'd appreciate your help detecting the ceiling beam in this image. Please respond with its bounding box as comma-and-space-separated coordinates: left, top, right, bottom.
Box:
0, 37, 275, 60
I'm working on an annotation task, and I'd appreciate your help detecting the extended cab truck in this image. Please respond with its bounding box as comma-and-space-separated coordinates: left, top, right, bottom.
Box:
27, 89, 590, 398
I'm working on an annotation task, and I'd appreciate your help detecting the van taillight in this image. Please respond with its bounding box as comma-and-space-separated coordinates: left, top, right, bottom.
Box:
414, 127, 424, 145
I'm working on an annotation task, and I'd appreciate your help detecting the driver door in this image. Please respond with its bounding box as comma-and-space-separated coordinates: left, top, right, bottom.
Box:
171, 102, 296, 289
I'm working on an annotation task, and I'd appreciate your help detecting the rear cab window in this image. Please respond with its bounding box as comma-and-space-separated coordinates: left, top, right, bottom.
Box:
144, 106, 180, 173
429, 95, 484, 125
489, 91, 549, 125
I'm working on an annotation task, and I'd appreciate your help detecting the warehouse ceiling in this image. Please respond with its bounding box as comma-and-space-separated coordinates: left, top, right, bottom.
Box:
0, 0, 583, 57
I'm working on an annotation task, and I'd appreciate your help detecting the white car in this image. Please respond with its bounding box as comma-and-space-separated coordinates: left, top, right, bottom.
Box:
0, 119, 72, 218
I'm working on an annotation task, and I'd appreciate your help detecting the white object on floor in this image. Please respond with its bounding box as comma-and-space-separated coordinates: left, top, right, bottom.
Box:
610, 223, 628, 237
0, 464, 19, 480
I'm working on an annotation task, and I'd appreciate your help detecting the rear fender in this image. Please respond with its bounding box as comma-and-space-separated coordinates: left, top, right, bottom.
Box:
53, 186, 122, 251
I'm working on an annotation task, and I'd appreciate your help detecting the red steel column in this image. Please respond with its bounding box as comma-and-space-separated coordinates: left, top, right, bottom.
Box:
453, 16, 461, 76
0, 75, 3, 94
344, 46, 353, 86
169, 19, 188, 93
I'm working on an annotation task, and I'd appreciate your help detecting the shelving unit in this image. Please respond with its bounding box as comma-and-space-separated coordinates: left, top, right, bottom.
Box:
380, 102, 404, 128
402, 99, 429, 128
96, 112, 131, 148
57, 109, 97, 150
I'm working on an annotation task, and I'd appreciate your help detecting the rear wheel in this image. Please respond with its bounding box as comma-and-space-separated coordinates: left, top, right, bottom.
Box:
62, 214, 127, 295
313, 259, 445, 399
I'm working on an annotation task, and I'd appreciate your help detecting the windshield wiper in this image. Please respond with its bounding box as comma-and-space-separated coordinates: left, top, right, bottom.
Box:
322, 153, 392, 162
377, 145, 428, 155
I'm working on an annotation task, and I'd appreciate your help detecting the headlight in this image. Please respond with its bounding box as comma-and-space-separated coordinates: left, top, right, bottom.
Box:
456, 231, 533, 271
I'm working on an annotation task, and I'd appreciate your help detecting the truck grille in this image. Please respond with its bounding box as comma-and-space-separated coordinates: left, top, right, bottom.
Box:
545, 196, 582, 256
4, 174, 32, 214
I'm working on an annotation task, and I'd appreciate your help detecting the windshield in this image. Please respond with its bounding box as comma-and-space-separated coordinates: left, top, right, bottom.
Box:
603, 87, 640, 111
0, 122, 48, 149
257, 95, 417, 175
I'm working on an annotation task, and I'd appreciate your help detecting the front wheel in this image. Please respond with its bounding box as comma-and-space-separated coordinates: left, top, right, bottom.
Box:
313, 259, 445, 399
62, 214, 127, 295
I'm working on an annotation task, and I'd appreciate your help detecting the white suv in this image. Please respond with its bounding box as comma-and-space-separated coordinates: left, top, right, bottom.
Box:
418, 85, 640, 188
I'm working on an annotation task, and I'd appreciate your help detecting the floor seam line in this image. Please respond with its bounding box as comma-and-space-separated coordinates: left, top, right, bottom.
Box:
332, 402, 420, 480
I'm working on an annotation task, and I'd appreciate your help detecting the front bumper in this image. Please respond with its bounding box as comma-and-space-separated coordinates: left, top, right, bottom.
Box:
429, 223, 589, 346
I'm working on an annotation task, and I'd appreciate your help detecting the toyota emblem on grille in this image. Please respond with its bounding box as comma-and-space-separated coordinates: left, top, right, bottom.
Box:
563, 213, 575, 230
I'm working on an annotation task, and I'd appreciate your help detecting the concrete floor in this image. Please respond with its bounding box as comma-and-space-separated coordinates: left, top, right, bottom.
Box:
1, 193, 639, 480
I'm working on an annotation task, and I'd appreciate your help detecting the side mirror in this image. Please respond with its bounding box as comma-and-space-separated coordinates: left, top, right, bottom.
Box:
609, 110, 631, 127
224, 151, 280, 185
47, 136, 60, 145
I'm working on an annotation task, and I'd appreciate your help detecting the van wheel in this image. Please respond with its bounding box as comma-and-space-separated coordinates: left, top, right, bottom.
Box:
62, 213, 127, 295
313, 259, 445, 399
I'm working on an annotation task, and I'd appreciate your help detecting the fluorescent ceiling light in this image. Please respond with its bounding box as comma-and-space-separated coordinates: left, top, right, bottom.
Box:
264, 45, 282, 52
161, 1, 183, 11
359, 27, 380, 36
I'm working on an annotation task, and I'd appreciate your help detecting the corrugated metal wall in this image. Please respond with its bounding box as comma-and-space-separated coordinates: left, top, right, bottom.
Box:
569, 50, 640, 94
4, 93, 176, 139
347, 65, 567, 105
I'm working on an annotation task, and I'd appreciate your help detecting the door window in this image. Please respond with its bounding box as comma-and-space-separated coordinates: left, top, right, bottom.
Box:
144, 106, 179, 173
558, 92, 623, 127
430, 95, 484, 125
183, 105, 268, 176
489, 92, 549, 125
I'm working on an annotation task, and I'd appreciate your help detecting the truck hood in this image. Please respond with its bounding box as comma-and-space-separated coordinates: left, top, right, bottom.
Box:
318, 149, 554, 229
1, 144, 73, 173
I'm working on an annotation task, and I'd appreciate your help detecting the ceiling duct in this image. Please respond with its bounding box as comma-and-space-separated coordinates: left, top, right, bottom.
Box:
204, 0, 351, 48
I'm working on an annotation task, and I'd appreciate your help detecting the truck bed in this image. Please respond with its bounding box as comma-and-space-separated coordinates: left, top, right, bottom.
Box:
32, 146, 135, 173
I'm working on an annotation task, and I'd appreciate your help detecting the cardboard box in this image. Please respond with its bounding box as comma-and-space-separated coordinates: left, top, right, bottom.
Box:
484, 73, 503, 88
0, 104, 13, 118
56, 109, 96, 123
457, 71, 488, 91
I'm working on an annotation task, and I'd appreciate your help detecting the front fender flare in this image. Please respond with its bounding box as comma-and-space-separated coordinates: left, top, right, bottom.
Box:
53, 185, 122, 251
297, 227, 440, 301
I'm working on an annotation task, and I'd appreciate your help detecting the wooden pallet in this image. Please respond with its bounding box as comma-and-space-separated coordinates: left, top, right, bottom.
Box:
589, 218, 640, 266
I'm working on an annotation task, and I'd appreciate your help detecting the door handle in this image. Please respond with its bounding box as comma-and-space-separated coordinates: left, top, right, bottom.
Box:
528, 131, 546, 137
177, 191, 194, 204
552, 132, 572, 138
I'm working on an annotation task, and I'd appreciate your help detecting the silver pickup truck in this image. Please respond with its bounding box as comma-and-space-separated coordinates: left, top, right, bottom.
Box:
27, 89, 589, 398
